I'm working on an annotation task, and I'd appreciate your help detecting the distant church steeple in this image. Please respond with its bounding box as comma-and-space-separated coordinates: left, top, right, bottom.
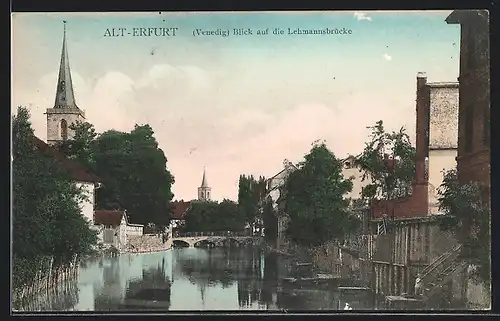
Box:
45, 21, 86, 145
198, 167, 211, 201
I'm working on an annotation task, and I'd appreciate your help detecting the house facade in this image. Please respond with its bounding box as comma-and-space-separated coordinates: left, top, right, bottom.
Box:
446, 10, 490, 202
370, 73, 459, 219
170, 201, 191, 234
415, 75, 459, 215
341, 155, 369, 202
446, 9, 491, 310
94, 210, 144, 250
265, 159, 297, 249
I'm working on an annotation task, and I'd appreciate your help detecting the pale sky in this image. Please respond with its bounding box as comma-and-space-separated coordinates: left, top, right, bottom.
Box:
11, 11, 460, 201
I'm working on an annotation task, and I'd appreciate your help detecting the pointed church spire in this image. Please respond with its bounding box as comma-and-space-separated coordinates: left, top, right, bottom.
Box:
54, 21, 78, 109
201, 167, 208, 187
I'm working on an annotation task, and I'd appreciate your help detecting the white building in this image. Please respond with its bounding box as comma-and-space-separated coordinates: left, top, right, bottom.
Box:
265, 159, 297, 249
341, 155, 369, 203
417, 73, 459, 215
93, 209, 144, 250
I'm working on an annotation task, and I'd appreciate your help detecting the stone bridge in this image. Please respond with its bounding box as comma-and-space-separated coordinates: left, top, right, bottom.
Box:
172, 232, 262, 248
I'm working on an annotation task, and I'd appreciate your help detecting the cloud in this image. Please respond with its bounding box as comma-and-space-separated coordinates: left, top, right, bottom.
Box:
354, 12, 373, 21
194, 91, 416, 200
13, 59, 417, 202
383, 53, 393, 61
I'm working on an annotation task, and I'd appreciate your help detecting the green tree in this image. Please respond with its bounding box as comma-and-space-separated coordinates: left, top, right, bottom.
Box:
218, 199, 246, 231
283, 142, 354, 246
437, 168, 491, 291
184, 201, 220, 232
355, 120, 416, 201
262, 197, 277, 242
12, 107, 97, 289
55, 121, 98, 169
238, 174, 267, 224
56, 122, 175, 227
184, 200, 246, 232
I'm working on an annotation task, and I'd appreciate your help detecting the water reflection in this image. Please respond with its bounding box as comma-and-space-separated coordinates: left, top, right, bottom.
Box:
17, 247, 376, 311
123, 257, 171, 310
14, 277, 79, 311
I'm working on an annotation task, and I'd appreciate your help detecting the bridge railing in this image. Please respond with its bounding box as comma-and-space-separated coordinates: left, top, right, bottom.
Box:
174, 231, 252, 238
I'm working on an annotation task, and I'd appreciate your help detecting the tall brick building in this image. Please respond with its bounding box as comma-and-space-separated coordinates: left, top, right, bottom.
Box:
446, 10, 490, 201
371, 73, 459, 219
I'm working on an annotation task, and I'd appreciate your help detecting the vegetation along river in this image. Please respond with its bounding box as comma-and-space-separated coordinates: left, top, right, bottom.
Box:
17, 246, 378, 311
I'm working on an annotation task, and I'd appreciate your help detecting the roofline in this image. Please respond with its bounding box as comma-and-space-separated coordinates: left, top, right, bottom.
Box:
371, 214, 454, 223
341, 154, 362, 163
446, 10, 489, 24
427, 82, 459, 88
33, 136, 102, 183
170, 201, 191, 219
267, 163, 298, 182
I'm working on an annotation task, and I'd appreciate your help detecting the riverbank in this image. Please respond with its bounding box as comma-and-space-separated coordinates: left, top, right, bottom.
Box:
12, 257, 79, 310
17, 246, 353, 311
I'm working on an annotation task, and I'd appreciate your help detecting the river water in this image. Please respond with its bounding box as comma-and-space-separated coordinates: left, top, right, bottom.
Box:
17, 247, 378, 311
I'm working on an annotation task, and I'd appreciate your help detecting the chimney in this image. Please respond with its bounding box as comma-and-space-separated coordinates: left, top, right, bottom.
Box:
415, 72, 429, 183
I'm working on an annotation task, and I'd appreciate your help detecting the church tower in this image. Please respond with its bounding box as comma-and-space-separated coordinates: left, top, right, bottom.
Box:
45, 21, 86, 145
197, 168, 211, 201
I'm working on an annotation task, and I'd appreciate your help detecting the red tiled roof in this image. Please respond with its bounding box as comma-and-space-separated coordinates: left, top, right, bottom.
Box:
170, 201, 191, 220
33, 136, 101, 183
94, 210, 124, 227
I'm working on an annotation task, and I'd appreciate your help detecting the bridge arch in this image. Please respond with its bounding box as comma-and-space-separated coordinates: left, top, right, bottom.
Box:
173, 240, 190, 248
194, 239, 216, 248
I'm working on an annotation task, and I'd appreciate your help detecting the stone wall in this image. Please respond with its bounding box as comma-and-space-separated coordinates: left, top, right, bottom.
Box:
125, 235, 171, 253
46, 108, 85, 144
428, 84, 459, 150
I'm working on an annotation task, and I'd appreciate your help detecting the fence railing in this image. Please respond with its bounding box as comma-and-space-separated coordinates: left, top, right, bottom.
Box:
174, 231, 253, 238
420, 244, 462, 287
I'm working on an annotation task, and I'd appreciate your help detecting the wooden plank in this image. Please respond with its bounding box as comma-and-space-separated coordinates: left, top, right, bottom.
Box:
338, 286, 370, 291
385, 295, 421, 302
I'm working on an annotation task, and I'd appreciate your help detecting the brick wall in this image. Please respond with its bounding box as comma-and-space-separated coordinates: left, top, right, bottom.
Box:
371, 182, 429, 219
370, 73, 430, 219
448, 11, 490, 196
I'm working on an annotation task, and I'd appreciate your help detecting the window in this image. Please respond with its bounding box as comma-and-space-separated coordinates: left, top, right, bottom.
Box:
465, 106, 474, 153
103, 229, 114, 244
60, 119, 68, 140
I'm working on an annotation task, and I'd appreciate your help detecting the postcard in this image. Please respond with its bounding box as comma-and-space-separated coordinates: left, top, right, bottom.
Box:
11, 10, 491, 312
